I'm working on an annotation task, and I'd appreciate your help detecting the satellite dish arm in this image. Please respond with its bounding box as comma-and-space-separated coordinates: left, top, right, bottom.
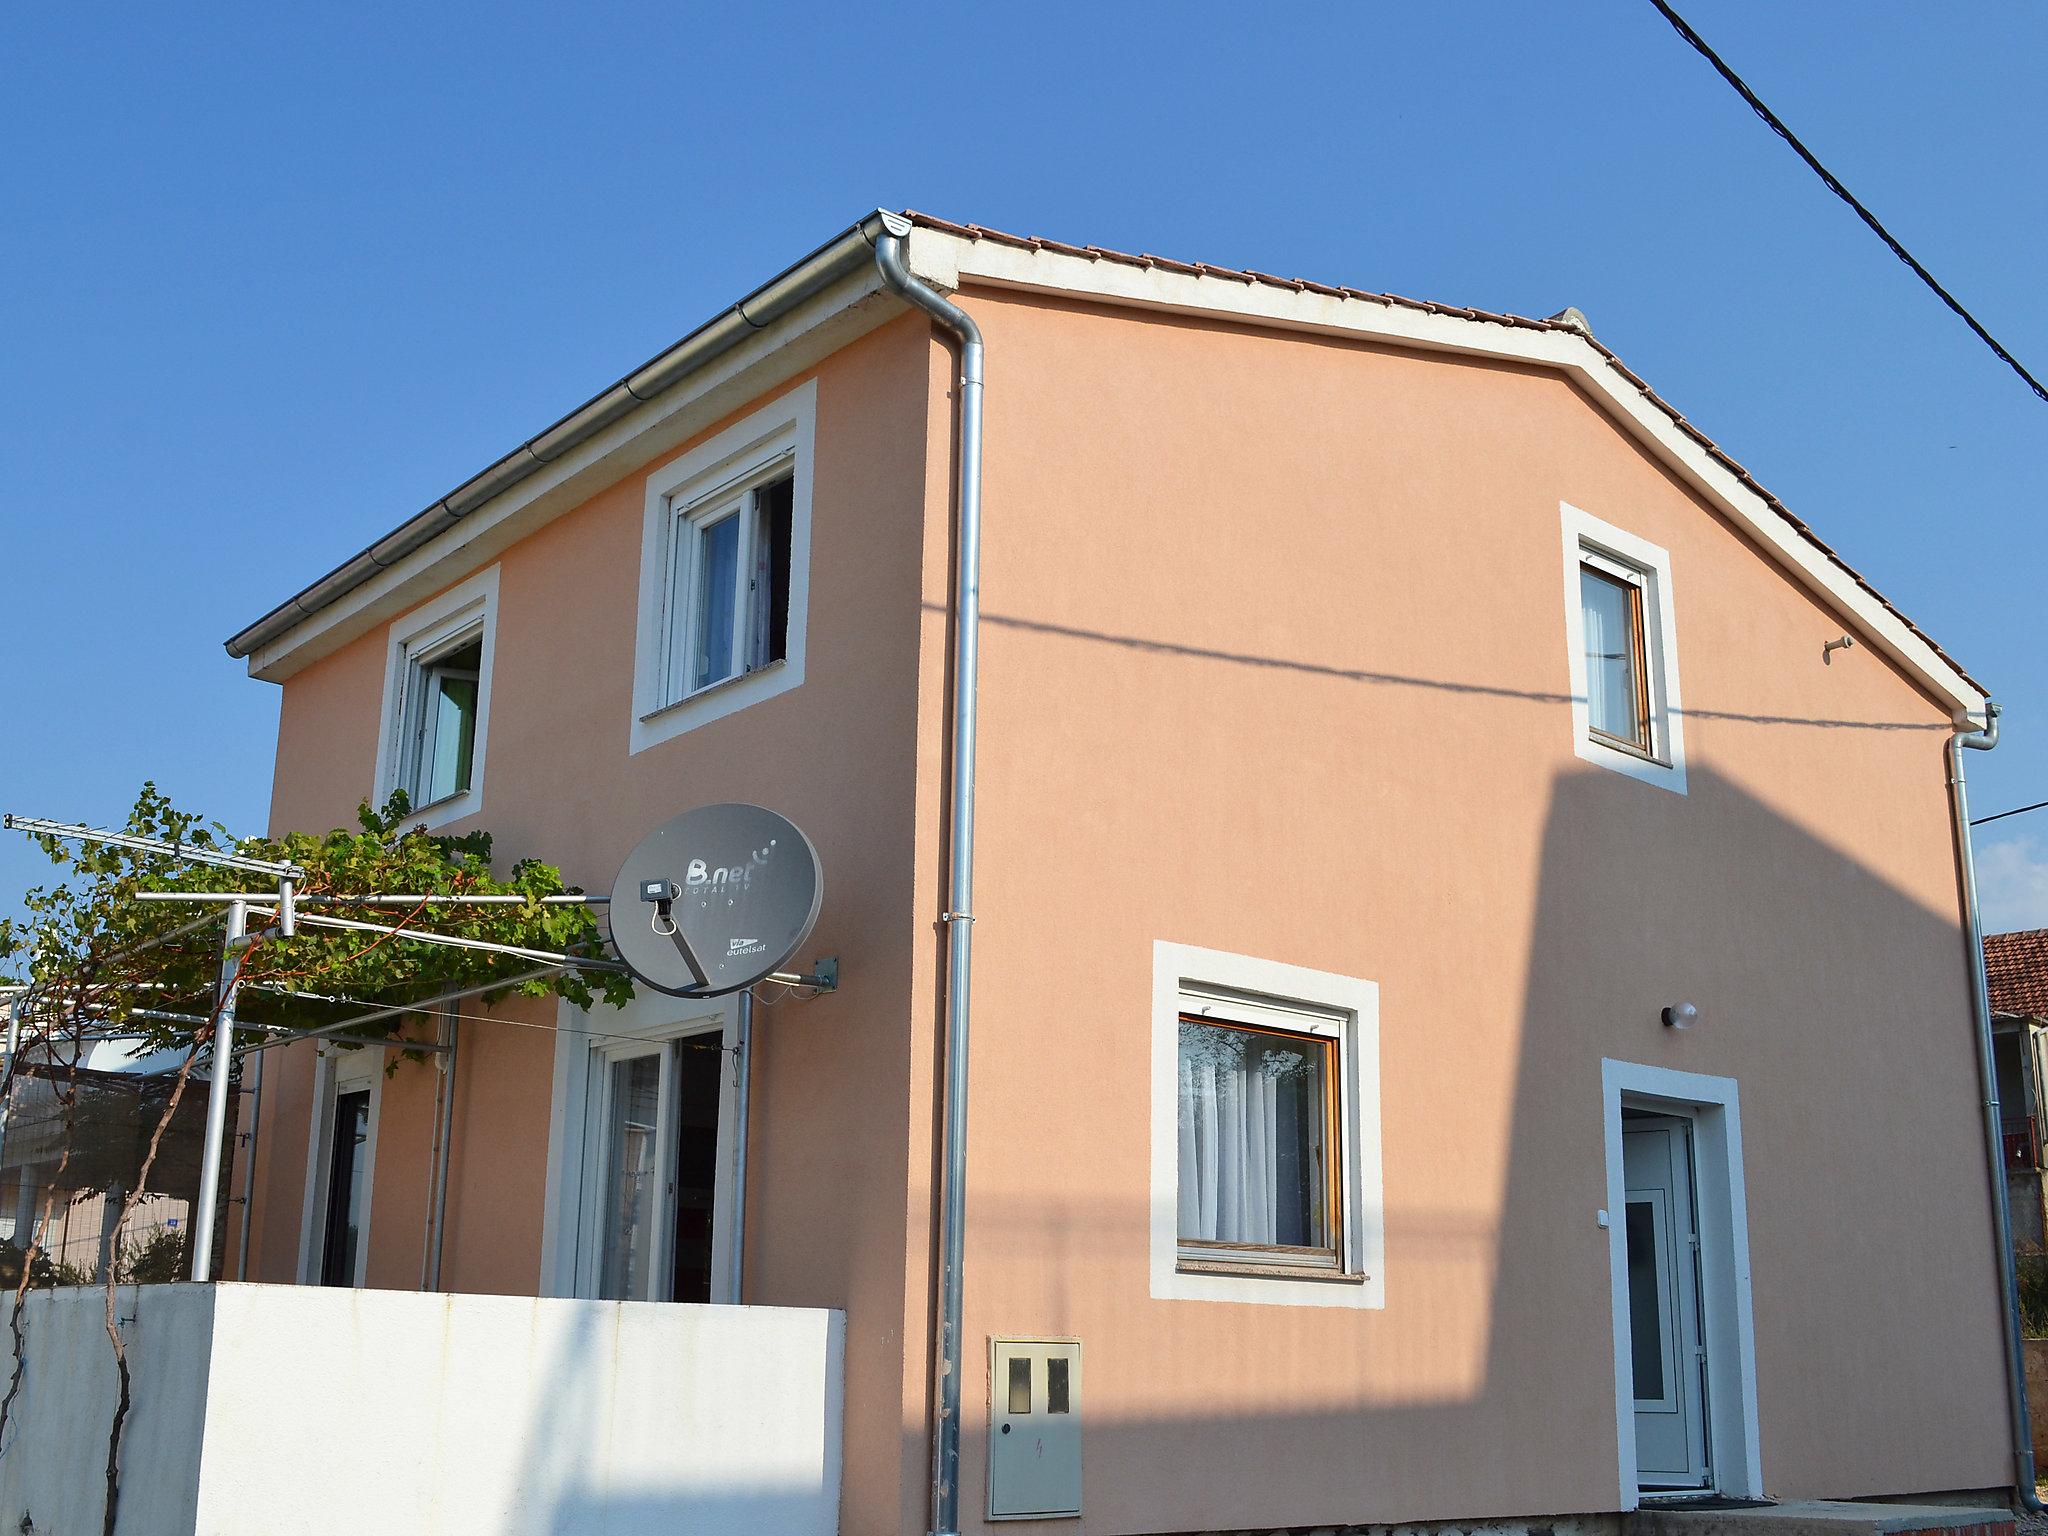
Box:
643, 880, 710, 990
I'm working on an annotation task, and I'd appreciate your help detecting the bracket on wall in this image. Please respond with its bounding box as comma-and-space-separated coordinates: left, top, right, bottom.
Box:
765, 956, 838, 993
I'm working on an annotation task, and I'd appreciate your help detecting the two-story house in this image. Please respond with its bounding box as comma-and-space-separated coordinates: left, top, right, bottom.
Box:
210, 209, 2017, 1536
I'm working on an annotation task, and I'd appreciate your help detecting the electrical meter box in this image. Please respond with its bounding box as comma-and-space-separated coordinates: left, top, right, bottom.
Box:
988, 1337, 1082, 1520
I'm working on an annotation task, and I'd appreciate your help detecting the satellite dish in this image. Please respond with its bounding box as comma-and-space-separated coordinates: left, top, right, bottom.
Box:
608, 804, 823, 997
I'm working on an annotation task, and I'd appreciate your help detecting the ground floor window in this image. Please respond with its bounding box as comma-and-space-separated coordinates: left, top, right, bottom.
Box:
299, 1045, 381, 1288
1176, 1010, 1340, 1269
1150, 942, 1384, 1309
318, 1087, 371, 1287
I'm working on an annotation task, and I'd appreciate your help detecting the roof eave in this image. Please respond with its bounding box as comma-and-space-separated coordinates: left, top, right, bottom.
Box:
223, 209, 907, 661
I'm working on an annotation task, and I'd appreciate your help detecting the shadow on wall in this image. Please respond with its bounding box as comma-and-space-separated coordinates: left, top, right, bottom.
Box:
451, 608, 1999, 1535
863, 742, 2007, 1534
510, 1296, 844, 1536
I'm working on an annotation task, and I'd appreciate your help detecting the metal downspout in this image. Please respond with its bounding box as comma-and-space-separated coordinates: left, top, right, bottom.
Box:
1949, 702, 2041, 1510
424, 1006, 459, 1290
873, 214, 985, 1536
727, 989, 752, 1304
233, 1046, 264, 1280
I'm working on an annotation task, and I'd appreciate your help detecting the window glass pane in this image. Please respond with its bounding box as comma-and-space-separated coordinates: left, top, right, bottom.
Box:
1007, 1356, 1032, 1414
1046, 1356, 1070, 1414
427, 677, 477, 800
756, 475, 794, 666
598, 1054, 662, 1300
669, 1039, 722, 1303
1581, 565, 1645, 747
1176, 1017, 1332, 1250
692, 513, 741, 691
413, 637, 481, 803
320, 1088, 371, 1287
1625, 1199, 1667, 1401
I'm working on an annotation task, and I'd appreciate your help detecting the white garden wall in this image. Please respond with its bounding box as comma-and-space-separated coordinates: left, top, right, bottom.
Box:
0, 1284, 844, 1536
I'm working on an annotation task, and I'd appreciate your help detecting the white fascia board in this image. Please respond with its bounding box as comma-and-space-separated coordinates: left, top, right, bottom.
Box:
913, 233, 1985, 723
246, 265, 903, 683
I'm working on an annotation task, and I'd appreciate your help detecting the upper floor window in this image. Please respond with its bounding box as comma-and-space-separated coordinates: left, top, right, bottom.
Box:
1560, 503, 1687, 795
664, 469, 793, 702
1580, 553, 1652, 755
402, 630, 483, 803
374, 566, 498, 828
632, 381, 815, 755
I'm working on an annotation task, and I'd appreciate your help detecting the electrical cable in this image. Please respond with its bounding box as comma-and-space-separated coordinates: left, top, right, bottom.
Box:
1974, 799, 2048, 828
1648, 0, 2048, 405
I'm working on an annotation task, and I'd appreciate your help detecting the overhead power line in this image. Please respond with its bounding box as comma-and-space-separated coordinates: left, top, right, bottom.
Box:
1974, 799, 2048, 829
1648, 0, 2048, 406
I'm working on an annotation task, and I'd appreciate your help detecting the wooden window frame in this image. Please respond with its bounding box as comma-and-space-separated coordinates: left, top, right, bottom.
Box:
1174, 1008, 1352, 1281
1580, 553, 1657, 760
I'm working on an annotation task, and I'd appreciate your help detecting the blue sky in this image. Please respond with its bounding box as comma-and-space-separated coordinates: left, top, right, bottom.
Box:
2, 2, 2044, 931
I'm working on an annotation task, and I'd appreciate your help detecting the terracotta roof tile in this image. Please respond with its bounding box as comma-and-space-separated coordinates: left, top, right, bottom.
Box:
1987, 930, 2048, 1020
900, 211, 1984, 700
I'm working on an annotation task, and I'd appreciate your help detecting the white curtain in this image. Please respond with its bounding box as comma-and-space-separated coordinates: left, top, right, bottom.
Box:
1177, 1048, 1281, 1245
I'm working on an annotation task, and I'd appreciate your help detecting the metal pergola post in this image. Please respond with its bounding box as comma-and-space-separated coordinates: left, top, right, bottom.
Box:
0, 997, 19, 1185
189, 900, 246, 1282
728, 989, 752, 1304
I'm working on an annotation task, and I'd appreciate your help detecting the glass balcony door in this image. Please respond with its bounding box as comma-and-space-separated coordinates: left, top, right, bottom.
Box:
585, 1031, 727, 1304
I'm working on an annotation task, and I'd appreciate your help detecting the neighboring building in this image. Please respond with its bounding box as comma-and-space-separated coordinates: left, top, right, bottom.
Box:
1986, 929, 2048, 1250
203, 211, 2012, 1533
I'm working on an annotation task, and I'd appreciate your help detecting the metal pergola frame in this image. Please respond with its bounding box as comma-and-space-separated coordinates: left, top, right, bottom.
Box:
2, 812, 837, 1292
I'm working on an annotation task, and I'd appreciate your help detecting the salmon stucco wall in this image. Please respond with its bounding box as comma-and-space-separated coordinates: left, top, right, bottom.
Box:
234, 274, 2010, 1536
242, 310, 942, 1536
933, 287, 2008, 1533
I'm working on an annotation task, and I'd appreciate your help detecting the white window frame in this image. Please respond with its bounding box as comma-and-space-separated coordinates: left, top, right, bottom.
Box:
579, 1035, 680, 1301
537, 988, 742, 1303
295, 1043, 382, 1287
632, 380, 815, 755
1561, 503, 1687, 795
372, 565, 500, 829
1150, 941, 1384, 1309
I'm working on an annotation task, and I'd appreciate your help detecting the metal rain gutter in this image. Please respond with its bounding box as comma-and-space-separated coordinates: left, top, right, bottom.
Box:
872, 212, 986, 1536
1947, 701, 2042, 1510
224, 210, 899, 661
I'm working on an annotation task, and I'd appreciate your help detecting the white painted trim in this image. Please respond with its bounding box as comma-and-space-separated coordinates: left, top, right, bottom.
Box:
1600, 1059, 1763, 1507
1560, 504, 1687, 795
538, 990, 740, 1303
370, 565, 500, 831
629, 379, 816, 754
241, 266, 893, 683
295, 1043, 383, 1287
1149, 941, 1384, 1309
911, 229, 1983, 722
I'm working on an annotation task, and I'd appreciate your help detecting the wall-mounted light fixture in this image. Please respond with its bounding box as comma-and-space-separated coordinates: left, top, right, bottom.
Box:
1823, 635, 1855, 664
1661, 1002, 1698, 1030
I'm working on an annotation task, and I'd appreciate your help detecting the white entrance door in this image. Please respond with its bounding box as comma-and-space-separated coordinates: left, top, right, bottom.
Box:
1623, 1115, 1710, 1489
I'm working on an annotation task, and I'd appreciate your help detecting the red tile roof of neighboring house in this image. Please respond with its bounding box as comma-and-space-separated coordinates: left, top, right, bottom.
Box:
905, 211, 1987, 699
1986, 929, 2048, 1019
